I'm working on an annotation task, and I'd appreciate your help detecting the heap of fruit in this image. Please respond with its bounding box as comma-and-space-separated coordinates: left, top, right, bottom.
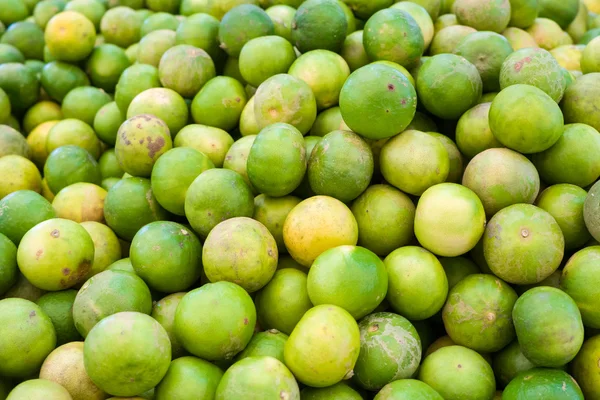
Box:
1, 0, 600, 398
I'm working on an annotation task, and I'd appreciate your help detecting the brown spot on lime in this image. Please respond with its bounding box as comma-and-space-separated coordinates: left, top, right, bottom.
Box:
268, 108, 278, 118
368, 323, 379, 333
137, 123, 142, 129
401, 99, 407, 105
280, 391, 289, 400
387, 83, 395, 91
385, 109, 389, 113
244, 318, 249, 325
36, 249, 43, 260
62, 268, 71, 275
235, 97, 241, 103
457, 364, 462, 368
147, 136, 165, 158
139, 138, 144, 144
51, 229, 60, 238
521, 229, 529, 238
29, 310, 36, 318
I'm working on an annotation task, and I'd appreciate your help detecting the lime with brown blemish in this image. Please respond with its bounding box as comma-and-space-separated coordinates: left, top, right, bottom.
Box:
72, 270, 152, 337
17, 218, 94, 291
115, 114, 173, 177
0, 298, 56, 378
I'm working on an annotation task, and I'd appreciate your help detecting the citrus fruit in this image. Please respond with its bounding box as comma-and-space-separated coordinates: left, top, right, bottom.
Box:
174, 124, 234, 167
234, 330, 288, 362
265, 5, 295, 42
454, 31, 514, 92
585, 181, 600, 242
253, 73, 317, 135
375, 380, 443, 400
103, 177, 168, 241
215, 356, 300, 399
114, 64, 161, 114
140, 12, 179, 36
527, 17, 573, 50
255, 268, 312, 335
184, 169, 255, 237
158, 44, 216, 98
531, 123, 600, 187
538, 0, 580, 29
40, 341, 106, 400
22, 101, 62, 134
44, 146, 101, 195
45, 11, 96, 62
283, 195, 358, 267
86, 44, 131, 93
501, 27, 538, 50
239, 36, 296, 88
137, 29, 177, 67
414, 183, 486, 257
0, 62, 40, 114
0, 124, 29, 159
492, 340, 536, 387
174, 281, 256, 360
151, 147, 214, 215
252, 194, 302, 252
52, 183, 107, 223
507, 0, 539, 28
561, 246, 600, 328
115, 114, 173, 177
151, 292, 186, 359
340, 30, 369, 72
380, 129, 449, 196
513, 287, 584, 367
419, 345, 496, 400
284, 304, 360, 387
46, 119, 101, 160
154, 356, 224, 399
0, 298, 56, 378
354, 312, 421, 390
40, 61, 90, 103
561, 73, 600, 132
416, 54, 482, 119
490, 84, 564, 153
350, 184, 415, 256
439, 256, 480, 289
175, 13, 223, 61
391, 2, 434, 48
455, 102, 504, 159
308, 245, 387, 319
453, 0, 511, 32
443, 274, 518, 352
503, 368, 584, 399
64, 0, 105, 30
339, 63, 417, 140
384, 246, 448, 320
483, 204, 564, 284
462, 148, 540, 216
100, 6, 142, 48
308, 130, 373, 201
0, 233, 17, 295
247, 123, 306, 197
84, 312, 171, 396
0, 155, 42, 200
429, 25, 477, 55
131, 221, 202, 293
291, 0, 347, 53
127, 87, 188, 137
364, 8, 424, 68
190, 76, 247, 132
6, 379, 71, 400
500, 47, 566, 103
572, 335, 600, 399
17, 218, 94, 291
